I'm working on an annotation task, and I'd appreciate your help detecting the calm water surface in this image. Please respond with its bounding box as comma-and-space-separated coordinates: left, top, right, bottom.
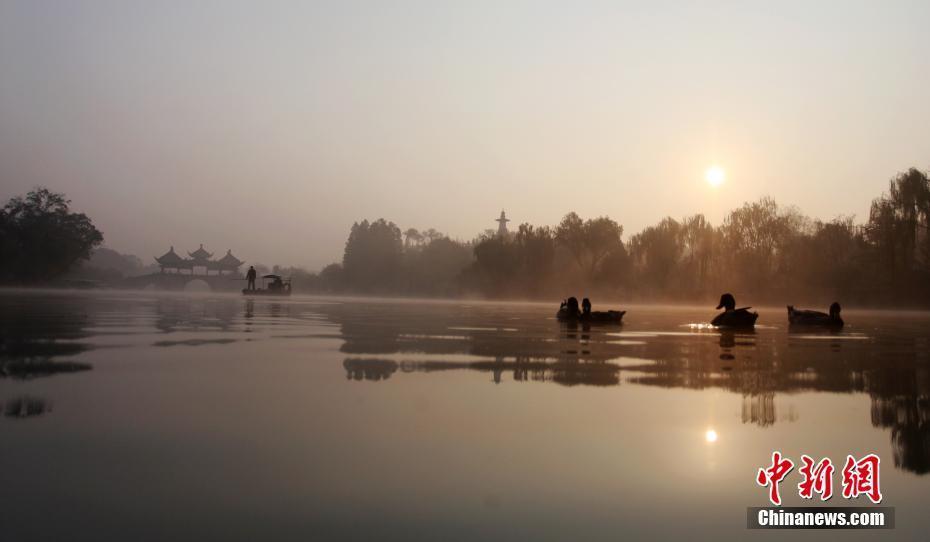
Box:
1, 290, 929, 541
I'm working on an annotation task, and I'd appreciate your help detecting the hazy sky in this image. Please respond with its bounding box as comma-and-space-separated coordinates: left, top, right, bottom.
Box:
2, 1, 929, 270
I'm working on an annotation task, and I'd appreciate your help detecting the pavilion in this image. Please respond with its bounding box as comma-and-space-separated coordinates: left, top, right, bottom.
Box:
155, 245, 244, 276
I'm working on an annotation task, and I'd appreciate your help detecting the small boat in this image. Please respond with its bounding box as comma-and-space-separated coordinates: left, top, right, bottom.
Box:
788, 302, 843, 328
711, 293, 758, 328
243, 274, 292, 297
557, 309, 626, 324
556, 298, 625, 324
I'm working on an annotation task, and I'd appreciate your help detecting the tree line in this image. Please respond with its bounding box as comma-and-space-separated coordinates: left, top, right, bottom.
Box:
2, 167, 929, 306
304, 168, 930, 306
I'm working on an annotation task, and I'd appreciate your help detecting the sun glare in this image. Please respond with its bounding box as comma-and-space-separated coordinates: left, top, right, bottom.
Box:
705, 429, 718, 443
705, 166, 725, 187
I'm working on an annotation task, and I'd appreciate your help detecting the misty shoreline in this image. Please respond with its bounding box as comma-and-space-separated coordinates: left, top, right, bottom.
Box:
4, 286, 930, 316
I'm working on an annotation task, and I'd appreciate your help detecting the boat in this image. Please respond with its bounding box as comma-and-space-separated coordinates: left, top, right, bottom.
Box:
711, 293, 758, 328
556, 297, 625, 324
242, 274, 292, 297
557, 309, 626, 324
788, 302, 843, 328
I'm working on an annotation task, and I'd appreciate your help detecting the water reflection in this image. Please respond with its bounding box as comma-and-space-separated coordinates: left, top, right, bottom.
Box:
154, 297, 238, 333
3, 396, 52, 419
315, 302, 930, 474
344, 358, 398, 381
2, 293, 929, 477
0, 294, 94, 379
869, 369, 930, 474
346, 356, 622, 387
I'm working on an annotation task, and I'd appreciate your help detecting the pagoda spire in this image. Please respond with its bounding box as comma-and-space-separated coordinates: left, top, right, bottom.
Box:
496, 210, 510, 237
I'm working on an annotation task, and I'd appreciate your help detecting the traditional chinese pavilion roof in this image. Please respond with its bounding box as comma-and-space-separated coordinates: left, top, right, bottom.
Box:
216, 249, 243, 268
188, 244, 213, 261
155, 246, 187, 266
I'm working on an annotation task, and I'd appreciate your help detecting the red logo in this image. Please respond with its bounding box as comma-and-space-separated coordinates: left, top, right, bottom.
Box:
841, 454, 882, 504
798, 455, 834, 501
756, 451, 794, 506
757, 452, 882, 505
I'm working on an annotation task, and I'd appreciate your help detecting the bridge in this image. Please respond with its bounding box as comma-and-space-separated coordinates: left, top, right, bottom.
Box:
120, 272, 245, 292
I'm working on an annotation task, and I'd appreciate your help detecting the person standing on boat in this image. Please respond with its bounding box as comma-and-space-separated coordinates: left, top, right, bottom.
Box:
582, 298, 592, 315
246, 266, 257, 290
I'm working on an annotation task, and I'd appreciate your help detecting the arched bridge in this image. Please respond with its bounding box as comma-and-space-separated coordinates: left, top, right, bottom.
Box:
120, 273, 245, 292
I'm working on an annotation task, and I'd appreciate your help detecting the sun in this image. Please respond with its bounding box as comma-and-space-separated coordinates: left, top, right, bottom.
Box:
705, 428, 718, 443
705, 166, 725, 187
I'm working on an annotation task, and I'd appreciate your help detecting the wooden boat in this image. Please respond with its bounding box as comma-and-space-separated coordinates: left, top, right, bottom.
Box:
242, 274, 291, 297
788, 303, 843, 328
557, 309, 626, 324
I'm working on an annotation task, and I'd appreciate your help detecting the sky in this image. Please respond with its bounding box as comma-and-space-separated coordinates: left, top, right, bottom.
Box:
2, 1, 929, 270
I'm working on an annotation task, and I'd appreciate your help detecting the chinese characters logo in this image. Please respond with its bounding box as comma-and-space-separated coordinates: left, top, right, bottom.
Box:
756, 452, 882, 506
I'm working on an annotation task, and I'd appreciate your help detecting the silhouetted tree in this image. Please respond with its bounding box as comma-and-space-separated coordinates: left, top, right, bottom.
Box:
865, 169, 930, 300
514, 224, 555, 293
719, 197, 808, 295
403, 228, 423, 248
403, 235, 472, 295
680, 214, 718, 293
343, 219, 404, 292
422, 228, 443, 244
305, 167, 930, 306
630, 217, 683, 295
318, 263, 346, 292
470, 234, 521, 297
555, 213, 624, 281
889, 168, 930, 263
0, 188, 103, 283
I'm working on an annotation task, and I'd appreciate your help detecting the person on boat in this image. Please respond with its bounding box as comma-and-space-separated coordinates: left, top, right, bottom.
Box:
557, 296, 624, 323
246, 266, 257, 290
566, 297, 580, 318
271, 276, 284, 292
582, 298, 592, 315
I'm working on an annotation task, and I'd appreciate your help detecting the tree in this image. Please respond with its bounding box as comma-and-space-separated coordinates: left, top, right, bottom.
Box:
629, 217, 683, 293
719, 197, 806, 294
342, 218, 404, 292
680, 214, 718, 294
422, 228, 443, 244
887, 168, 930, 270
515, 224, 554, 273
403, 236, 472, 295
403, 228, 423, 248
471, 234, 521, 296
0, 188, 103, 283
514, 224, 556, 294
318, 263, 346, 292
555, 213, 624, 280
862, 169, 930, 300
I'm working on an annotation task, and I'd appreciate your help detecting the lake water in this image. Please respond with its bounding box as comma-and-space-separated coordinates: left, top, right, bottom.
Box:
1, 290, 929, 541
